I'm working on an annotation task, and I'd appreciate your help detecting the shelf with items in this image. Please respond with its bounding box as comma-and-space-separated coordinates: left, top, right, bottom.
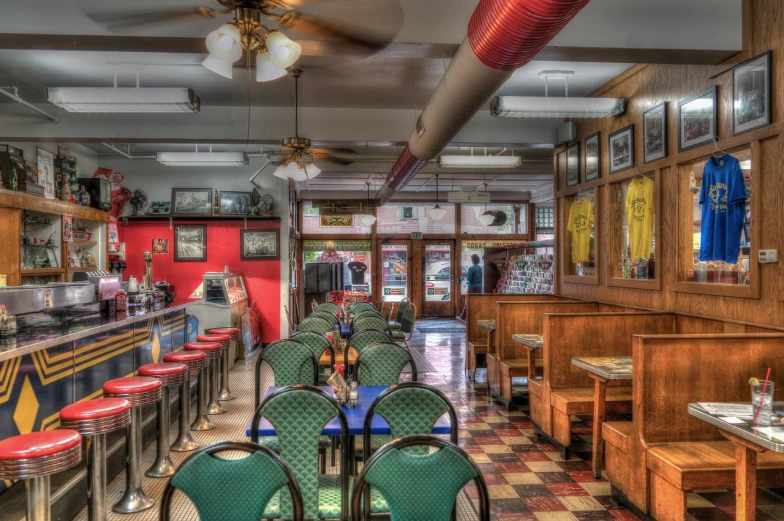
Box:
20, 210, 62, 278
64, 217, 106, 280
495, 252, 554, 294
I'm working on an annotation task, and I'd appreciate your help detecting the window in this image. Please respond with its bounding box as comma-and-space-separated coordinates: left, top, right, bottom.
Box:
301, 202, 372, 235
535, 207, 555, 229
376, 203, 456, 234
461, 204, 515, 234
302, 240, 372, 294
518, 204, 529, 235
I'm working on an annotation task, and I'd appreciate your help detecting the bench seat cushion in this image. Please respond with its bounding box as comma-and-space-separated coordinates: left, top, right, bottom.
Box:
549, 387, 632, 415
602, 422, 632, 454
467, 342, 488, 355
499, 358, 543, 377
647, 441, 784, 490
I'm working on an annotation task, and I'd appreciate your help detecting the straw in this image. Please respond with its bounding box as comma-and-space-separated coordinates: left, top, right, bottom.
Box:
752, 367, 772, 422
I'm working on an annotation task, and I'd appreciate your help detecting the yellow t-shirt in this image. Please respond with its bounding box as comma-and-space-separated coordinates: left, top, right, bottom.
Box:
567, 198, 595, 263
626, 176, 655, 259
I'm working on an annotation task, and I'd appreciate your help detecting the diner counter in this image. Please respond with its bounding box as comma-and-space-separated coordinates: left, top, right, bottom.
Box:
0, 298, 199, 362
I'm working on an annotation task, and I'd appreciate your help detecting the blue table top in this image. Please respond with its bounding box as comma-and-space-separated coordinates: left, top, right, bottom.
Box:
247, 386, 452, 437
339, 323, 351, 336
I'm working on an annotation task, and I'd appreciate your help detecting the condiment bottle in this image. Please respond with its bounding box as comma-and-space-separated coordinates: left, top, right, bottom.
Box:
115, 290, 127, 312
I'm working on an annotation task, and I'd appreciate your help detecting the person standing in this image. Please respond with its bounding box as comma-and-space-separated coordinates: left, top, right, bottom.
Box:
459, 254, 483, 321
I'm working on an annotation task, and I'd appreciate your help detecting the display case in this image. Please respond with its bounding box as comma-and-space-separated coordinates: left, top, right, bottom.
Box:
188, 272, 250, 359
65, 218, 107, 281
20, 210, 63, 284
561, 189, 599, 285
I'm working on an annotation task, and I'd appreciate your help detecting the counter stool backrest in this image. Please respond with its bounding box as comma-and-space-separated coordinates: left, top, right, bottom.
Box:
355, 341, 417, 386
161, 440, 304, 521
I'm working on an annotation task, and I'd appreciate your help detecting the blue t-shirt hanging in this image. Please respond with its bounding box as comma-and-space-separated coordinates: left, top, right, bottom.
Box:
699, 154, 748, 263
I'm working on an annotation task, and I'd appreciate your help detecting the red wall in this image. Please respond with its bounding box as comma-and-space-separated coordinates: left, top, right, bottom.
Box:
120, 220, 281, 343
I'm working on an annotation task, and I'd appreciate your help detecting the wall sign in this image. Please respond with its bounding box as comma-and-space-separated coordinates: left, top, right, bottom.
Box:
303, 240, 372, 252
320, 214, 354, 227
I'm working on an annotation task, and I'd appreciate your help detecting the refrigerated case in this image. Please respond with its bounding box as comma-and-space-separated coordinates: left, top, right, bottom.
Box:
381, 243, 408, 302
188, 272, 249, 360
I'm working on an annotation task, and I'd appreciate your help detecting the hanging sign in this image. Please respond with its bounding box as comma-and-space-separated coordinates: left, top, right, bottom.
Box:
303, 239, 371, 252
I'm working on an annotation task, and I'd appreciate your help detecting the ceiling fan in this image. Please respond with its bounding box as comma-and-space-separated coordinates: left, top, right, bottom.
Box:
270, 68, 356, 181
87, 0, 403, 82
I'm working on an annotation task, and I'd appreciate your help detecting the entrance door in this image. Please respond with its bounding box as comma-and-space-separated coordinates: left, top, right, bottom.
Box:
380, 241, 410, 304
422, 241, 455, 317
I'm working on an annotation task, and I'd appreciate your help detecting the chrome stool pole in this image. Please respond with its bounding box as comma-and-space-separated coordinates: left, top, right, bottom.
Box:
197, 334, 230, 414
208, 328, 240, 401
164, 350, 207, 450
183, 341, 221, 429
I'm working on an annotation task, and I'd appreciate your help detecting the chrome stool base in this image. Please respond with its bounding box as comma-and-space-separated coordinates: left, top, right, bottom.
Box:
113, 408, 155, 513
145, 386, 176, 478
171, 376, 200, 452
218, 343, 235, 401
190, 367, 215, 431
206, 358, 226, 415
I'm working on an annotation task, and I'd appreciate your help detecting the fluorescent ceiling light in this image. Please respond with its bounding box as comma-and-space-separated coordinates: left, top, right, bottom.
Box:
157, 152, 247, 167
47, 87, 200, 113
490, 95, 625, 118
437, 155, 522, 168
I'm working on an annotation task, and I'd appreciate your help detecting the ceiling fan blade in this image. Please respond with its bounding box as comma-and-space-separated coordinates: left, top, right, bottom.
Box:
307, 147, 358, 155
308, 151, 354, 166
86, 7, 228, 31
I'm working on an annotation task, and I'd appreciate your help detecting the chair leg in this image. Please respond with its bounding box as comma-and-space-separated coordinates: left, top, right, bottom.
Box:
319, 448, 327, 473
331, 437, 337, 467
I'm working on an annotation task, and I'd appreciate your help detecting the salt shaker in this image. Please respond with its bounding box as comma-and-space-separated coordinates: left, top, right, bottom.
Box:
348, 381, 359, 407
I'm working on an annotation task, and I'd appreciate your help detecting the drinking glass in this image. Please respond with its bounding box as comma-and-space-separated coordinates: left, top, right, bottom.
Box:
751, 381, 775, 426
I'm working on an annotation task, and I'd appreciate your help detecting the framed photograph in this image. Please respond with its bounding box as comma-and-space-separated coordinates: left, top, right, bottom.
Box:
241, 229, 280, 261
584, 131, 601, 181
174, 225, 207, 262
36, 148, 55, 199
172, 188, 213, 216
643, 103, 667, 163
678, 86, 717, 152
147, 201, 171, 215
608, 124, 634, 174
566, 141, 580, 187
220, 191, 251, 215
732, 51, 771, 136
152, 238, 169, 254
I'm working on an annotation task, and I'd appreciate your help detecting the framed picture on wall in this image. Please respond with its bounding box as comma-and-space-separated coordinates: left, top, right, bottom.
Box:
643, 102, 667, 163
172, 188, 213, 216
608, 124, 634, 174
241, 229, 279, 260
220, 191, 251, 215
566, 141, 580, 187
677, 86, 717, 152
732, 51, 771, 136
36, 147, 55, 199
584, 131, 601, 181
174, 225, 207, 261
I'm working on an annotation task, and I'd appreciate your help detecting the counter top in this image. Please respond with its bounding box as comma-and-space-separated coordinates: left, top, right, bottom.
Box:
0, 299, 198, 362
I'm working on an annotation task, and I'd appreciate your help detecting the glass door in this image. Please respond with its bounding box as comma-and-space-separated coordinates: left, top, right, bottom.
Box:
380, 242, 409, 302
423, 241, 455, 317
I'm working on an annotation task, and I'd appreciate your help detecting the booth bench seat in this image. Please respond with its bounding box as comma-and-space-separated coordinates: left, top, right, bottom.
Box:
549, 387, 632, 449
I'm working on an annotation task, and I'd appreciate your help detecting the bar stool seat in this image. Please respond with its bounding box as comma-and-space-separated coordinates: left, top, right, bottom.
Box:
104, 376, 163, 403
208, 327, 240, 336
184, 341, 222, 358
163, 350, 207, 368
196, 333, 231, 344
139, 362, 188, 386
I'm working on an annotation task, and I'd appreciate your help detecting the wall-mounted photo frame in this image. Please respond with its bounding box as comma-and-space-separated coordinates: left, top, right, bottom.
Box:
241, 229, 280, 260
643, 103, 667, 163
220, 191, 251, 215
677, 86, 717, 152
172, 188, 213, 216
732, 51, 771, 136
174, 225, 207, 262
147, 201, 171, 215
152, 238, 169, 255
566, 141, 580, 187
584, 131, 601, 181
608, 124, 634, 174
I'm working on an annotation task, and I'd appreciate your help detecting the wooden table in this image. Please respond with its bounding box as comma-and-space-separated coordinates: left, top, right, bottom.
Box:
571, 356, 633, 478
689, 402, 784, 521
512, 334, 543, 381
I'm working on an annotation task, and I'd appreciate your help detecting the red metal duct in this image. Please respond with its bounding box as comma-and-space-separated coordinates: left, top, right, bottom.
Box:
377, 0, 590, 203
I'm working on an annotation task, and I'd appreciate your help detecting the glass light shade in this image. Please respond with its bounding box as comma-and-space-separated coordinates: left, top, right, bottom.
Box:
429, 205, 447, 221
359, 214, 377, 225
305, 163, 322, 179
479, 211, 496, 226
201, 54, 234, 79
273, 163, 289, 179
287, 161, 308, 182
265, 31, 302, 68
256, 52, 287, 82
205, 24, 243, 62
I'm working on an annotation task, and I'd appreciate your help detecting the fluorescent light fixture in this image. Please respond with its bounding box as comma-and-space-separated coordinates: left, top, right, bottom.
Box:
479, 211, 496, 226
739, 160, 752, 170
157, 152, 247, 167
437, 155, 522, 168
490, 95, 625, 118
429, 205, 447, 221
47, 87, 200, 113
265, 31, 302, 69
256, 51, 287, 82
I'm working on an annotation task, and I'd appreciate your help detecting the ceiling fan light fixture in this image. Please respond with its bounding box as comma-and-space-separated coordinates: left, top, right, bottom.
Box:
256, 51, 287, 82
479, 211, 496, 226
305, 162, 321, 179
265, 30, 302, 69
201, 54, 234, 79
205, 24, 243, 62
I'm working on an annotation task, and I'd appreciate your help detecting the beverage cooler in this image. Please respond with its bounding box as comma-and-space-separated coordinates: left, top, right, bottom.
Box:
187, 272, 249, 361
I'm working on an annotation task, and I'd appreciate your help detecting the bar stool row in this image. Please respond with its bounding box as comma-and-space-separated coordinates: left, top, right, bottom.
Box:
0, 327, 240, 521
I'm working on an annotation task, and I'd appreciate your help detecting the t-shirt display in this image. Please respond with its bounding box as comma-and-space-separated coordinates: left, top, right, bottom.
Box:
567, 197, 595, 264
347, 261, 368, 285
699, 154, 747, 263
626, 176, 655, 259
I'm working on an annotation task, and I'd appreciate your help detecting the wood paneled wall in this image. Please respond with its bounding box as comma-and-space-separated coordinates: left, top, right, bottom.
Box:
555, 0, 784, 327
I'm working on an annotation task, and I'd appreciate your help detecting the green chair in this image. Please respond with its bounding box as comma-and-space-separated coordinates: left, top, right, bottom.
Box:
297, 316, 334, 335
310, 311, 339, 327
351, 436, 490, 521
349, 302, 376, 314
355, 341, 417, 386
389, 298, 410, 331
251, 386, 352, 521
255, 339, 318, 409
291, 331, 335, 384
345, 329, 395, 377
316, 302, 343, 320
390, 303, 417, 349
351, 316, 392, 337
160, 440, 304, 521
351, 310, 384, 324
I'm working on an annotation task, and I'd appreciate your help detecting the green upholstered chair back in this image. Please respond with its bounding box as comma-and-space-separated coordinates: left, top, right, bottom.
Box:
161, 441, 304, 521
399, 304, 416, 335
347, 329, 393, 353
355, 342, 416, 386
394, 298, 410, 323
310, 311, 339, 327
352, 310, 384, 323
255, 339, 318, 408
251, 386, 349, 521
297, 316, 334, 335
291, 331, 333, 358
315, 302, 343, 318
352, 316, 391, 336
350, 302, 376, 314
351, 436, 490, 521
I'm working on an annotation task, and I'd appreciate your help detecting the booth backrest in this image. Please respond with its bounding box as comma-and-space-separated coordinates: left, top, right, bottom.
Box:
465, 294, 567, 345
494, 301, 599, 359
674, 315, 784, 335
543, 312, 675, 390
634, 333, 784, 445
597, 303, 651, 313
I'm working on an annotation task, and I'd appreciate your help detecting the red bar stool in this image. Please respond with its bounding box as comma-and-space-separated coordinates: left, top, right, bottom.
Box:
207, 327, 241, 401
183, 341, 222, 427
0, 430, 82, 521
138, 363, 188, 478
103, 376, 162, 514
60, 398, 131, 521
163, 350, 207, 451
197, 333, 231, 414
